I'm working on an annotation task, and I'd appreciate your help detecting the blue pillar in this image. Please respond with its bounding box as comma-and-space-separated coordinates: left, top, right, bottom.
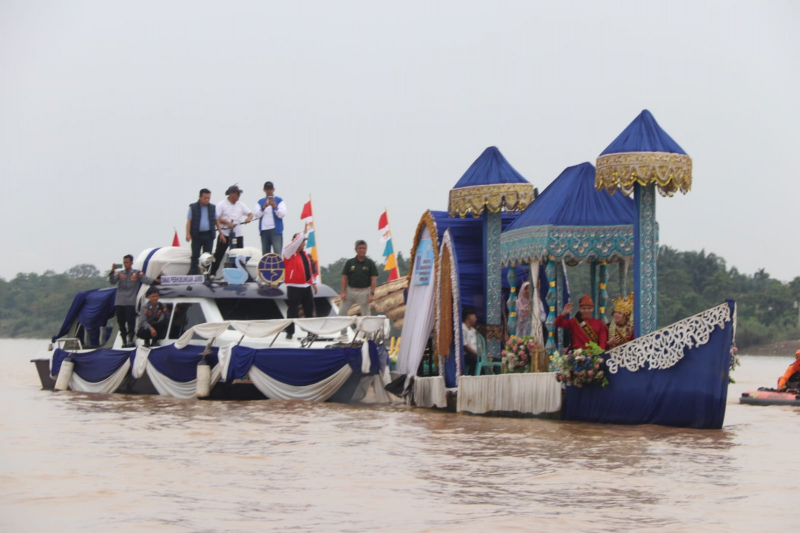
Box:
590, 262, 598, 317
507, 266, 517, 337
634, 183, 658, 336
555, 261, 564, 350
545, 260, 556, 353
485, 211, 502, 359
598, 261, 609, 324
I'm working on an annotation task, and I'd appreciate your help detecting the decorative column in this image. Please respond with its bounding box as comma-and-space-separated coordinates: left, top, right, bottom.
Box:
634, 183, 658, 336
598, 261, 609, 323
619, 260, 627, 296
507, 265, 518, 336
485, 210, 503, 360
555, 261, 564, 349
545, 259, 556, 353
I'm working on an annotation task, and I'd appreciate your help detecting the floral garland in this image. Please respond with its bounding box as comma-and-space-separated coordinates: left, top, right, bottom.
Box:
552, 342, 609, 388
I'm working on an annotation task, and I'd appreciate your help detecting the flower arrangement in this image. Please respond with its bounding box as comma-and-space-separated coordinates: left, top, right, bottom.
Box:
551, 342, 609, 388
502, 335, 542, 373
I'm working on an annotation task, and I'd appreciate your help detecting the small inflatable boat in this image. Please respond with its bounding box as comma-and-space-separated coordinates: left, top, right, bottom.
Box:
740, 388, 800, 406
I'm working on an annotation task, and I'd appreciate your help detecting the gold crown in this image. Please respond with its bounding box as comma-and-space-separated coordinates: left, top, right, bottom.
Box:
612, 293, 634, 315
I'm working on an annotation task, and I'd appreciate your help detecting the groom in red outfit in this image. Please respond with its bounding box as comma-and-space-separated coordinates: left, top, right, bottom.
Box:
555, 294, 608, 350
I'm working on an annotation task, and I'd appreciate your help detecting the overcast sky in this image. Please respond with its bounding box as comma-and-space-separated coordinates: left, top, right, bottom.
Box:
1, 1, 798, 282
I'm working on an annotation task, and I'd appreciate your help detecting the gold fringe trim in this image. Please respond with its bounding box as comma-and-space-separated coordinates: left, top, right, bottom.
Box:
595, 152, 692, 197
448, 183, 535, 218
407, 210, 440, 283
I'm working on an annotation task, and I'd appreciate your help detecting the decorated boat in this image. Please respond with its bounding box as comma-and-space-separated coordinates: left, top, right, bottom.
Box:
395, 112, 736, 429
32, 246, 394, 404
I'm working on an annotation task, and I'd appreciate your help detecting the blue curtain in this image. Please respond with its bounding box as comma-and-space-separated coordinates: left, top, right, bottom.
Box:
145, 345, 220, 383
52, 347, 133, 382
228, 341, 379, 386
562, 301, 734, 429
52, 288, 117, 342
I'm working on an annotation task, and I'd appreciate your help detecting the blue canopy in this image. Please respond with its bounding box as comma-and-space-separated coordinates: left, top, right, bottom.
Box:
501, 163, 635, 264
452, 146, 529, 188
595, 110, 693, 196
52, 288, 118, 343
600, 109, 687, 155
449, 147, 535, 217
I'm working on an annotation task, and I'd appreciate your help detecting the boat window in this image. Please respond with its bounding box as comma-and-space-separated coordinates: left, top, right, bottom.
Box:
168, 303, 205, 339
217, 299, 284, 321
314, 297, 333, 317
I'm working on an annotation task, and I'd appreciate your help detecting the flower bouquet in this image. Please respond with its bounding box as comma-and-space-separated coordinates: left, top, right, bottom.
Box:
502, 335, 546, 373
551, 342, 609, 388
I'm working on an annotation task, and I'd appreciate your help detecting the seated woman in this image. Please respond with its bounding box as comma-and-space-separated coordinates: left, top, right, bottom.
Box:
777, 350, 800, 391
607, 293, 635, 349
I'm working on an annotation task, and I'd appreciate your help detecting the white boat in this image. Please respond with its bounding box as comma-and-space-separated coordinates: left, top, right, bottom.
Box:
31, 246, 395, 404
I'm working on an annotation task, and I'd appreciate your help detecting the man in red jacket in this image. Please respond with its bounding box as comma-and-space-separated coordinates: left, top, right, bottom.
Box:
555, 294, 608, 351
282, 228, 317, 340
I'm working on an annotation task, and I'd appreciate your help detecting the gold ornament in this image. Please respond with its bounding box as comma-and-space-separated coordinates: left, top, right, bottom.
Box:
612, 293, 634, 315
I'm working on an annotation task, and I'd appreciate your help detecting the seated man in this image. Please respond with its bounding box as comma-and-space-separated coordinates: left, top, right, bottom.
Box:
136, 287, 170, 347
555, 294, 608, 351
607, 293, 635, 349
462, 308, 479, 376
777, 350, 800, 391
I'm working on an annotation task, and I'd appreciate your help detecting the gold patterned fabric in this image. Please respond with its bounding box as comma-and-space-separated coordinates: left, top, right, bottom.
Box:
449, 183, 536, 218
595, 152, 693, 197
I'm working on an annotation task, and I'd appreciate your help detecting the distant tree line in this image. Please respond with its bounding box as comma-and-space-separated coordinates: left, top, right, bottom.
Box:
1, 249, 798, 348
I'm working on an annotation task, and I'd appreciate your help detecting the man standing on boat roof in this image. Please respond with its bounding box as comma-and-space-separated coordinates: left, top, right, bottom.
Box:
254, 181, 287, 255
110, 254, 159, 348
336, 240, 378, 340
186, 188, 219, 275
282, 226, 317, 340
210, 185, 253, 278
555, 294, 608, 350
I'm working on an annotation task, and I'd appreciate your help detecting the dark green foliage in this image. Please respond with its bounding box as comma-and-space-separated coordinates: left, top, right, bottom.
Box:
2, 247, 797, 347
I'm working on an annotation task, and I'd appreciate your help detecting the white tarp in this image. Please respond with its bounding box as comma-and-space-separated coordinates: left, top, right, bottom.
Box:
457, 373, 562, 415
397, 226, 436, 375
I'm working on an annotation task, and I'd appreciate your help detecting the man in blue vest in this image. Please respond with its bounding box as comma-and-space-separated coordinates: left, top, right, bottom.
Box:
185, 188, 220, 275
254, 181, 287, 255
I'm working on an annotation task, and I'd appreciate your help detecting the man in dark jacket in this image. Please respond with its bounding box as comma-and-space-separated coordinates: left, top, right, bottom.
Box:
186, 188, 219, 275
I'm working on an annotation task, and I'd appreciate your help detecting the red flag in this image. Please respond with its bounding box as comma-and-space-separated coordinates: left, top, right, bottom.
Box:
387, 268, 399, 282
378, 211, 388, 230
172, 230, 180, 247
300, 201, 313, 220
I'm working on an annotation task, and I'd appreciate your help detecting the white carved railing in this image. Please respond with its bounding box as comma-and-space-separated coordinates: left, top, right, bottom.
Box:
605, 302, 732, 374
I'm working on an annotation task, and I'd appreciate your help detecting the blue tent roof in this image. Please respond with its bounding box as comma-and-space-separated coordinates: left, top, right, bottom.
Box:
506, 162, 635, 230
452, 146, 530, 188
501, 163, 635, 263
600, 109, 687, 156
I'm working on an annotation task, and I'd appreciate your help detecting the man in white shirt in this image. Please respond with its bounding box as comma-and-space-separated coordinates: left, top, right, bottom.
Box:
253, 181, 287, 254
210, 185, 253, 277
462, 308, 479, 376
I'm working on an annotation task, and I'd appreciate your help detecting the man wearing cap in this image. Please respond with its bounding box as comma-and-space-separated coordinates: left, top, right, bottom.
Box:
777, 350, 800, 391
254, 181, 287, 254
555, 294, 608, 350
282, 227, 317, 340
210, 185, 253, 277
136, 287, 170, 347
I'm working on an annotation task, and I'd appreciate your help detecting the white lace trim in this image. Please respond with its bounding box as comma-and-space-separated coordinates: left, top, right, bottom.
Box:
605, 302, 731, 374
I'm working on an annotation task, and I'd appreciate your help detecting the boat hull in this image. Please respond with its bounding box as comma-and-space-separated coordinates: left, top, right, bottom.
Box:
740, 389, 800, 406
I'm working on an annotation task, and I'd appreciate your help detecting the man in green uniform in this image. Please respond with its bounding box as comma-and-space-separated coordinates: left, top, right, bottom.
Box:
337, 240, 378, 340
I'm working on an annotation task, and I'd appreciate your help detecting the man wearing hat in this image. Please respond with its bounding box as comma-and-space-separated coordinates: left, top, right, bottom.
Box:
777, 350, 800, 391
254, 181, 287, 254
555, 294, 608, 350
136, 287, 170, 347
210, 185, 253, 277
